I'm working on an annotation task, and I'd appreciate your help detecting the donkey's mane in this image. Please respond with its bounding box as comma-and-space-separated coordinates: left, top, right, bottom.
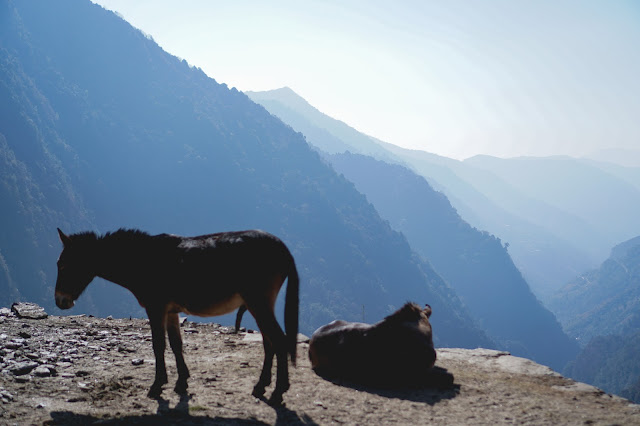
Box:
383, 302, 424, 324
102, 228, 152, 242
68, 230, 98, 244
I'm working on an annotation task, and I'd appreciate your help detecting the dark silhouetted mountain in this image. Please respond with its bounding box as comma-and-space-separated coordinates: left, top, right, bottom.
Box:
248, 89, 597, 300
549, 236, 640, 344
0, 0, 492, 348
328, 152, 579, 370
564, 331, 640, 403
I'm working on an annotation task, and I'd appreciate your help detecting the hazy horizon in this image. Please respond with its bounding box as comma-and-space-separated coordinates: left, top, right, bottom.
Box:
92, 0, 640, 162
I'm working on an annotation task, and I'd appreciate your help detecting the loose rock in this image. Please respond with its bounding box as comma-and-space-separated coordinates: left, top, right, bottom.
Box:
11, 302, 48, 320
10, 361, 38, 376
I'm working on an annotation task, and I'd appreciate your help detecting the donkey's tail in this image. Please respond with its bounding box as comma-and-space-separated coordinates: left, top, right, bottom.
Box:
284, 253, 299, 366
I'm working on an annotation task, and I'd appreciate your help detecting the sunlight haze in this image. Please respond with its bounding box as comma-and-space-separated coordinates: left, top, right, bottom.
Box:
92, 0, 640, 161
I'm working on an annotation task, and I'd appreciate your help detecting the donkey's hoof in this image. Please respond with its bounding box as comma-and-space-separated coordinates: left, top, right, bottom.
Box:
267, 393, 284, 406
252, 385, 266, 399
147, 385, 164, 398
174, 380, 189, 395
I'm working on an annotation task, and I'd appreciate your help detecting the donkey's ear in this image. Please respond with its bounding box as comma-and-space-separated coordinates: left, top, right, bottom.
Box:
57, 228, 71, 247
424, 304, 432, 318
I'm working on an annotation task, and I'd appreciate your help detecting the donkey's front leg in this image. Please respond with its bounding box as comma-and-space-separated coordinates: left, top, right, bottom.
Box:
167, 312, 190, 394
146, 306, 169, 398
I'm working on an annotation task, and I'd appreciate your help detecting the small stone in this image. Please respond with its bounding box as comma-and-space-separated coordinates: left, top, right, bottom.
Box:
10, 361, 38, 376
131, 358, 144, 366
32, 366, 55, 377
0, 308, 12, 316
11, 303, 48, 320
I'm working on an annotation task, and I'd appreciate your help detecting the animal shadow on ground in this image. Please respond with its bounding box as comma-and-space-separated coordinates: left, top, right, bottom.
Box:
47, 411, 267, 425
318, 366, 460, 405
46, 394, 318, 426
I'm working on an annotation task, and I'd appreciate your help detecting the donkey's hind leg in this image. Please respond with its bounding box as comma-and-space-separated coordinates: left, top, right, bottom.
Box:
167, 312, 190, 394
248, 304, 289, 406
235, 305, 247, 333
146, 306, 169, 397
253, 334, 275, 399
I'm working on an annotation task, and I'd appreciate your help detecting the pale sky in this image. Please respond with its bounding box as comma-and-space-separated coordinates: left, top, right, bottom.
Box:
93, 0, 640, 160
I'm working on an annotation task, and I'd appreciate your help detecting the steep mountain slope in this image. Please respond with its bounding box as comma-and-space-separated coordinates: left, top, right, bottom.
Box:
553, 236, 640, 402
549, 236, 640, 344
329, 153, 578, 370
0, 0, 491, 348
248, 88, 597, 298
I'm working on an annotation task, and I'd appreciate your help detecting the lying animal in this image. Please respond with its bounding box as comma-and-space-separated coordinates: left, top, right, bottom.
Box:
308, 302, 438, 386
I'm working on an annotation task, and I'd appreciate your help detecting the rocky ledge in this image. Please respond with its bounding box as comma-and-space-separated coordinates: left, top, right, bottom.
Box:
1, 303, 639, 425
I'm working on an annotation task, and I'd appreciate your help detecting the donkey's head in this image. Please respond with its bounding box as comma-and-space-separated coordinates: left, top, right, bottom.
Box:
55, 228, 98, 310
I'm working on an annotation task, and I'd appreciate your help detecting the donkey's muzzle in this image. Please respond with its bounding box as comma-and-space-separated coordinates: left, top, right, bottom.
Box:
55, 291, 75, 310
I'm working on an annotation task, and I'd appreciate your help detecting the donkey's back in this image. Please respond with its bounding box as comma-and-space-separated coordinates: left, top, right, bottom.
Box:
163, 230, 294, 316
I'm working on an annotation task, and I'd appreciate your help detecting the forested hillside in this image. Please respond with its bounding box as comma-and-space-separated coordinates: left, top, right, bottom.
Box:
549, 236, 640, 343
552, 236, 640, 402
564, 332, 640, 403
0, 0, 493, 348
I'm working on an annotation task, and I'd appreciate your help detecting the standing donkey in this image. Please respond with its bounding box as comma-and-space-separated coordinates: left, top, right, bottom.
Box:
54, 228, 299, 405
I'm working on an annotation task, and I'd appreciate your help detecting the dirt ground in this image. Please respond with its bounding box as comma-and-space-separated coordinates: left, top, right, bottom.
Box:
1, 308, 640, 425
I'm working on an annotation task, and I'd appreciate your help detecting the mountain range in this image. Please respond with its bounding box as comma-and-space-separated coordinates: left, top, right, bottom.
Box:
247, 89, 580, 369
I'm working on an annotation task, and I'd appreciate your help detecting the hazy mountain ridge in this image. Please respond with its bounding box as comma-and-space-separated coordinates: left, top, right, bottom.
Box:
377, 143, 598, 298
0, 0, 492, 349
465, 155, 640, 259
247, 87, 394, 160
